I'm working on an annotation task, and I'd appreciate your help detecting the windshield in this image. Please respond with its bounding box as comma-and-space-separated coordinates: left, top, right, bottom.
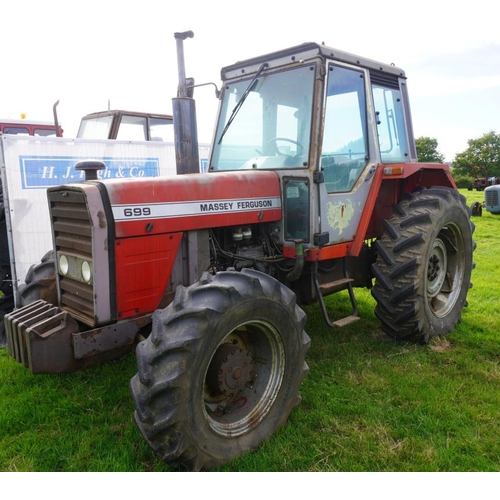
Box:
210, 65, 315, 171
77, 115, 113, 139
34, 128, 57, 137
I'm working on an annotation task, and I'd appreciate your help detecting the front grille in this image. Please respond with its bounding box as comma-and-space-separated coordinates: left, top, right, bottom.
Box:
486, 189, 499, 207
49, 189, 96, 326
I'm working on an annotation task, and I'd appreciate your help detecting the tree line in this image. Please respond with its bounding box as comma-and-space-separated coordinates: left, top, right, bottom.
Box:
415, 132, 500, 188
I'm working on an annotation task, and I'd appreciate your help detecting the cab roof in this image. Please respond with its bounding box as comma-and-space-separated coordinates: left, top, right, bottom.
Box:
221, 42, 406, 81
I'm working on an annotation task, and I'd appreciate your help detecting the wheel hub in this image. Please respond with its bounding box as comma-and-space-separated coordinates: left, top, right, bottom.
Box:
203, 318, 286, 438
206, 343, 254, 399
427, 239, 447, 298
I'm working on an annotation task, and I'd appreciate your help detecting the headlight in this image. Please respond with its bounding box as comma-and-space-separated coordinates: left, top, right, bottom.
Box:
81, 260, 92, 283
59, 254, 69, 275
57, 252, 93, 285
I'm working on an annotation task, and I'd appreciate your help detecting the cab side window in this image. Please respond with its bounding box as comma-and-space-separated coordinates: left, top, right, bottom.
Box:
372, 85, 409, 163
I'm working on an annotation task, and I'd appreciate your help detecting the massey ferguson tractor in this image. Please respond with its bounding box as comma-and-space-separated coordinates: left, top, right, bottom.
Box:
3, 32, 475, 471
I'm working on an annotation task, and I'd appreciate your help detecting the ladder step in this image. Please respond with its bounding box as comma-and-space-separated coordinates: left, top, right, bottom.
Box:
332, 315, 360, 328
313, 261, 359, 329
319, 278, 354, 295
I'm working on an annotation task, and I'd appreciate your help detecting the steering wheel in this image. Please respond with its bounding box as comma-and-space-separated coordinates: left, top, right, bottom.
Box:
268, 137, 305, 157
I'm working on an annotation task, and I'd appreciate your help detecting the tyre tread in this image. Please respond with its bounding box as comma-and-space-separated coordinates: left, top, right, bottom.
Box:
130, 269, 310, 471
371, 187, 475, 342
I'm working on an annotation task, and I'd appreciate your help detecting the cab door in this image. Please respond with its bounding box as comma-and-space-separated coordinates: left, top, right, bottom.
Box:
318, 63, 376, 245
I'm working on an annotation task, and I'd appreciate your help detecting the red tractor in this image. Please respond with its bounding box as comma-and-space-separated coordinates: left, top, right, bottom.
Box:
4, 32, 475, 471
467, 165, 489, 191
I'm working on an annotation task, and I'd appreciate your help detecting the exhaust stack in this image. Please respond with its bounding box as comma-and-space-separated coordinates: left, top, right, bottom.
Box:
173, 31, 200, 175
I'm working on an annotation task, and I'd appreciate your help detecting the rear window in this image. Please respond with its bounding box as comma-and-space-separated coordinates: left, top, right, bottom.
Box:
2, 126, 30, 135
34, 128, 57, 137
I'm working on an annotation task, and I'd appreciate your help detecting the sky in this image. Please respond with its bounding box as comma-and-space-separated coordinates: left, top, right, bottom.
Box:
2, 0, 500, 162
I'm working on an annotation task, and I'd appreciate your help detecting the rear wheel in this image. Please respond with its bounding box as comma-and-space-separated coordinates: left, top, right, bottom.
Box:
130, 268, 310, 471
371, 187, 475, 343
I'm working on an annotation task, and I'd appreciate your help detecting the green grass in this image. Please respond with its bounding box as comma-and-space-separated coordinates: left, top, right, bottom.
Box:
1, 188, 499, 472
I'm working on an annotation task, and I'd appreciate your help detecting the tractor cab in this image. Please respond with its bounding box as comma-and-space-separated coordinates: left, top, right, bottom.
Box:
0, 118, 59, 136
77, 110, 174, 142
209, 43, 417, 248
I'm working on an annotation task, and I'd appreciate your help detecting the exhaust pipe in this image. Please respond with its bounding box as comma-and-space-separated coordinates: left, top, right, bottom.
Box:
173, 31, 200, 175
53, 100, 63, 137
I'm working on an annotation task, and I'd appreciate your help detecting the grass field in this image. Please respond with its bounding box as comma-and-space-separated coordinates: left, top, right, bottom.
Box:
1, 188, 499, 472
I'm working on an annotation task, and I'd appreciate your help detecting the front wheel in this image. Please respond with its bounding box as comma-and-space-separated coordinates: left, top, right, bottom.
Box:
130, 268, 310, 471
371, 187, 475, 343
18, 251, 57, 306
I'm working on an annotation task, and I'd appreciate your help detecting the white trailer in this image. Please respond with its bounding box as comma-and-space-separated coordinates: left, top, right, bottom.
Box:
0, 134, 209, 343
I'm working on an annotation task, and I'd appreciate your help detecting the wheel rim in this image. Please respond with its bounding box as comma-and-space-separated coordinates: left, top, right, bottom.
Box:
426, 224, 465, 318
203, 319, 284, 437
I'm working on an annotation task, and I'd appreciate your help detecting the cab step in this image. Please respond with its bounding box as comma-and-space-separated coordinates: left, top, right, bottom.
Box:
331, 315, 360, 328
319, 277, 353, 295
313, 261, 360, 329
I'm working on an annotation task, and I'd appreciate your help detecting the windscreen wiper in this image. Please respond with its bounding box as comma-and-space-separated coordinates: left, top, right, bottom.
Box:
217, 63, 268, 145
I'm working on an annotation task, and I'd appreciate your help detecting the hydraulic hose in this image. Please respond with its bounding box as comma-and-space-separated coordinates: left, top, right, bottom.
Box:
286, 242, 304, 282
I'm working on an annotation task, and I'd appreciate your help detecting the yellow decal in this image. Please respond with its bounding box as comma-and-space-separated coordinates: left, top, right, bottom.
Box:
326, 201, 355, 235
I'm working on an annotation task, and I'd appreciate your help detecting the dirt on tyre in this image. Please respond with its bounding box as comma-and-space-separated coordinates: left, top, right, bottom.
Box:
371, 187, 475, 343
130, 268, 310, 471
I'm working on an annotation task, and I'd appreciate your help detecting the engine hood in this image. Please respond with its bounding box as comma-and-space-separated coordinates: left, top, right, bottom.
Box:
101, 170, 282, 238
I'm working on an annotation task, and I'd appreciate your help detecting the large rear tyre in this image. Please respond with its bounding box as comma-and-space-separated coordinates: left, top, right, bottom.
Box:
130, 268, 310, 471
371, 187, 475, 343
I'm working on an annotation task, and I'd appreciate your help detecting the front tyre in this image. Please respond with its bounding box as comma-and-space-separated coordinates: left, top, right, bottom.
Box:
130, 268, 310, 471
18, 251, 57, 307
371, 187, 475, 343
